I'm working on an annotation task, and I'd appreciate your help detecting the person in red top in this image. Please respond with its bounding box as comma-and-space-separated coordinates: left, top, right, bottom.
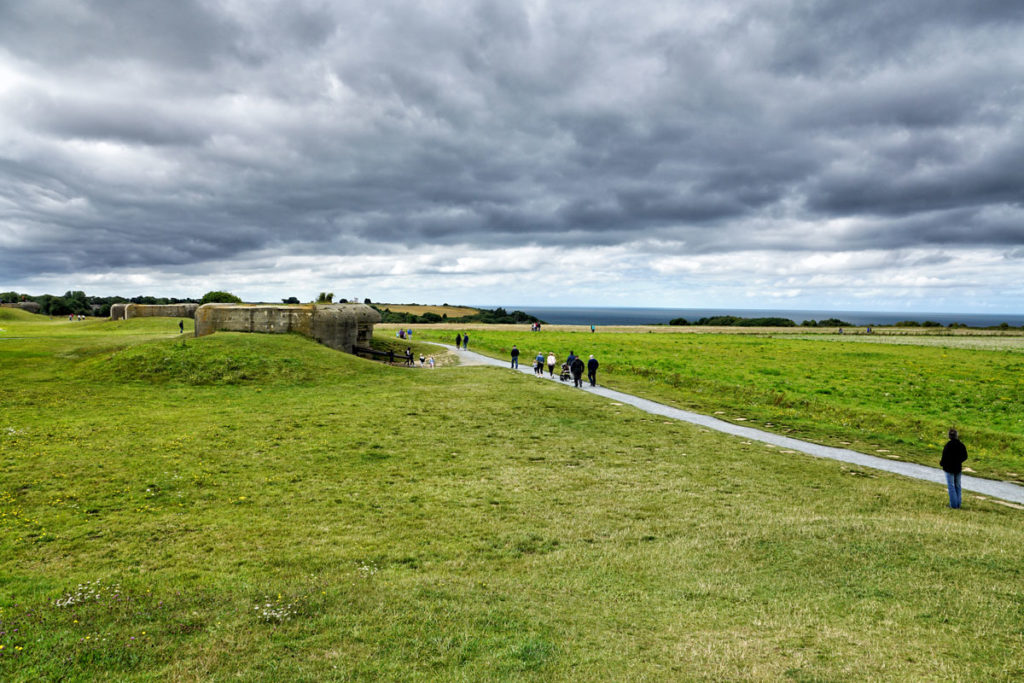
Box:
940, 428, 968, 509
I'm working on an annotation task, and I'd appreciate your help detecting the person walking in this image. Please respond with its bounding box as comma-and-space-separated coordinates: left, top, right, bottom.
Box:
510, 345, 519, 369
455, 332, 462, 349
463, 333, 469, 350
570, 355, 585, 387
534, 352, 544, 376
178, 320, 184, 333
941, 428, 968, 509
546, 352, 557, 377
587, 354, 599, 386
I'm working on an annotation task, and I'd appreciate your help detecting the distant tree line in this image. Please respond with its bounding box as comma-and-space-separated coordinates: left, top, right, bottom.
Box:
373, 305, 543, 325
0, 290, 202, 317
667, 314, 1018, 330
0, 290, 248, 317
669, 315, 803, 327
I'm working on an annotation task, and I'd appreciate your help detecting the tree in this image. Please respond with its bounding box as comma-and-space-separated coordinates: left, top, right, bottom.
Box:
281, 296, 301, 304
200, 291, 242, 304
316, 292, 334, 303
42, 295, 73, 316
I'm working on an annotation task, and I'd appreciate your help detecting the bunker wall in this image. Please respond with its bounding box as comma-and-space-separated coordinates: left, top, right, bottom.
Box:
124, 303, 199, 319
194, 304, 315, 338
193, 303, 379, 354
1, 302, 41, 314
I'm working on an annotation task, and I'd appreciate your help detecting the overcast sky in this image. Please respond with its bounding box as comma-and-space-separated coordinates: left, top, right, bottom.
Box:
2, 0, 1023, 312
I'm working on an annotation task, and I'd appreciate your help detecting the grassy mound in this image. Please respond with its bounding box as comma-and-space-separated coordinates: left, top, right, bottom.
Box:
0, 307, 39, 321
78, 332, 380, 385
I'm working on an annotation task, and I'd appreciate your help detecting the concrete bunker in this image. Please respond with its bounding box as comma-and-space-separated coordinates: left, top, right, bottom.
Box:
110, 303, 198, 320
1, 301, 41, 314
194, 303, 380, 354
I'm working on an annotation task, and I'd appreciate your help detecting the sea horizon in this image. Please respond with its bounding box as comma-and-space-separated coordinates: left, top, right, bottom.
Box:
489, 305, 1024, 328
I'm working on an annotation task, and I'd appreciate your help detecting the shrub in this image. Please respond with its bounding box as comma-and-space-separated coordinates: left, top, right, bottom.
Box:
200, 291, 242, 304
694, 316, 795, 327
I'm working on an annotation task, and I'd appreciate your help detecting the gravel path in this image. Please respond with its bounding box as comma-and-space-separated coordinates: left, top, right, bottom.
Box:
445, 344, 1024, 506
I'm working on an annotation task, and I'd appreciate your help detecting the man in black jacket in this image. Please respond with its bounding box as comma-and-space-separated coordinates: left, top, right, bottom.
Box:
587, 355, 599, 387
940, 428, 968, 509
570, 355, 585, 387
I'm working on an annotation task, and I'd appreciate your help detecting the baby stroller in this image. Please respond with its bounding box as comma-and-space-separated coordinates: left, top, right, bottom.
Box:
559, 362, 572, 382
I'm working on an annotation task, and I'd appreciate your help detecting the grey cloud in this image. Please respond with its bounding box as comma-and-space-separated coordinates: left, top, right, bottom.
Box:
10, 88, 207, 146
806, 137, 1024, 222
768, 0, 1024, 77
0, 0, 242, 71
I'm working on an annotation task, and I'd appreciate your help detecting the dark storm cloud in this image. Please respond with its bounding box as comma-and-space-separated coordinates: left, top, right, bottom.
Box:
2, 0, 1023, 286
11, 89, 207, 146
0, 0, 242, 70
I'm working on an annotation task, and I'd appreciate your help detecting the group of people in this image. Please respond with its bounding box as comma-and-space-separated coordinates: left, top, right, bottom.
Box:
454, 332, 469, 349
515, 347, 598, 387
402, 346, 435, 368
396, 328, 414, 339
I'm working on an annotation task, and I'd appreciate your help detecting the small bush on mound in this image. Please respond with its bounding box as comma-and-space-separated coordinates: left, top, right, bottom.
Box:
199, 291, 242, 305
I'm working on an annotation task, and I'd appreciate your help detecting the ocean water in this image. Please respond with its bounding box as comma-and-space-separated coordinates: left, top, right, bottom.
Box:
501, 306, 1024, 328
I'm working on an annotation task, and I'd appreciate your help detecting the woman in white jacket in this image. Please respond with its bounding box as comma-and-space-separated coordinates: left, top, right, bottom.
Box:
546, 352, 557, 377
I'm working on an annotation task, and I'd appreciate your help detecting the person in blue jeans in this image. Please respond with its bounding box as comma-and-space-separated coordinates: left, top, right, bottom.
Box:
940, 428, 968, 509
510, 345, 519, 369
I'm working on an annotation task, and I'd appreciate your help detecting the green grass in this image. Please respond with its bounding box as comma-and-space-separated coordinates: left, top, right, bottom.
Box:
1, 314, 1023, 680
411, 327, 1024, 482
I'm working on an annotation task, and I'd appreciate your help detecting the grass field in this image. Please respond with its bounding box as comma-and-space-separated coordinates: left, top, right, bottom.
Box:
408, 326, 1024, 483
2, 314, 1023, 680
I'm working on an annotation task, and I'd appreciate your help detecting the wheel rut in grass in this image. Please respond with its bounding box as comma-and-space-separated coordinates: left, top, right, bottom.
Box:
442, 344, 1024, 506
